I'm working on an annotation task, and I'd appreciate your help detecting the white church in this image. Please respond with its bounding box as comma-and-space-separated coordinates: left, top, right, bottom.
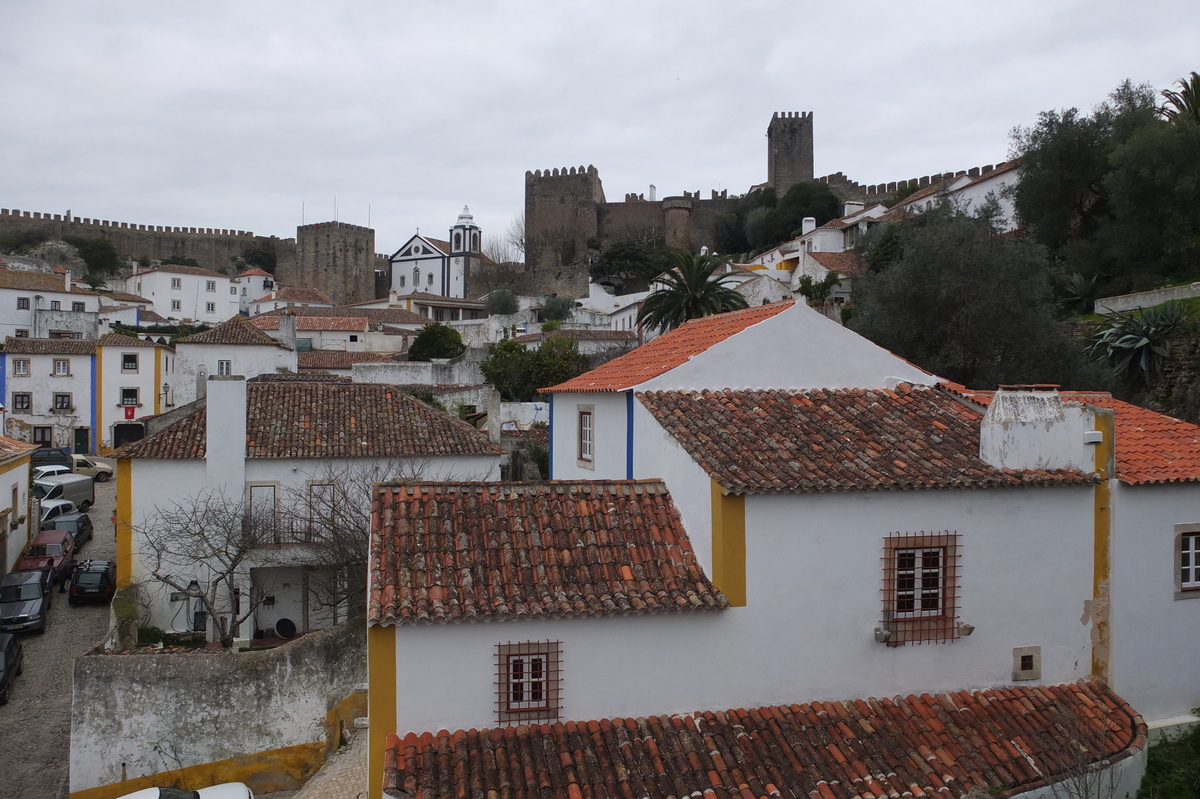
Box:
387, 206, 485, 300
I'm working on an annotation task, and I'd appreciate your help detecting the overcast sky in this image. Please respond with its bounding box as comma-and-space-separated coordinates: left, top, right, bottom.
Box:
1, 1, 1195, 257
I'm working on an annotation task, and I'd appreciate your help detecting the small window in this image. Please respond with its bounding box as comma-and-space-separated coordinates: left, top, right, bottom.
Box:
13, 359, 29, 377
577, 406, 594, 467
50, 300, 61, 311
349, 334, 359, 342
206, 280, 216, 292
171, 300, 181, 311
171, 278, 182, 289
496, 641, 561, 723
454, 233, 462, 251
1012, 646, 1041, 681
217, 360, 232, 376
399, 276, 405, 288
53, 393, 72, 411
121, 388, 139, 406
427, 272, 433, 286
17, 297, 29, 310
72, 301, 86, 312
1176, 525, 1200, 599
434, 308, 444, 322
881, 532, 960, 645
206, 302, 216, 313
12, 393, 31, 412
14, 330, 28, 338
230, 286, 237, 295
53, 359, 69, 376
122, 353, 139, 372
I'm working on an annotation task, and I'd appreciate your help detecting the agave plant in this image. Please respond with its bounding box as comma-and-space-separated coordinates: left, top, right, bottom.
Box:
1087, 301, 1190, 385
1060, 272, 1097, 315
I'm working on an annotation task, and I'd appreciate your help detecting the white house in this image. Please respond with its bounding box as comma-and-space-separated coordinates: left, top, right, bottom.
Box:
2, 338, 100, 451
0, 435, 37, 576
246, 286, 335, 317
232, 268, 276, 313
172, 315, 298, 405
126, 263, 241, 325
388, 207, 488, 300
0, 268, 101, 340
251, 314, 368, 352
896, 162, 1018, 229
95, 334, 178, 452
115, 377, 504, 645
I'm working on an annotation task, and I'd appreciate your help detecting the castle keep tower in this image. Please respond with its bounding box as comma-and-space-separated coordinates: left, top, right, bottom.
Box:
292, 221, 377, 305
767, 111, 814, 193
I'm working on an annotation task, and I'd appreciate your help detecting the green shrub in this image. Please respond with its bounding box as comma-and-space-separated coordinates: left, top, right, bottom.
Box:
0, 228, 49, 254
1137, 721, 1200, 799
407, 323, 466, 361
485, 289, 519, 316
138, 625, 166, 646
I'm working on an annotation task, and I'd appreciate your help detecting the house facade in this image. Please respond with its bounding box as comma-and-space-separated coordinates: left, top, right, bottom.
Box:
172, 315, 298, 405
0, 268, 100, 340
388, 207, 486, 300
2, 338, 100, 451
0, 435, 37, 575
126, 264, 240, 324
246, 286, 335, 316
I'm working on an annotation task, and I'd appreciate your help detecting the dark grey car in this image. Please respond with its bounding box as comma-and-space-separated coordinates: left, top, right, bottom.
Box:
0, 633, 22, 704
0, 571, 52, 633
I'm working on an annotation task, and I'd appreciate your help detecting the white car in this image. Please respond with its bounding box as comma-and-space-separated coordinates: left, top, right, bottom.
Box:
72, 454, 114, 482
33, 465, 71, 480
117, 783, 254, 798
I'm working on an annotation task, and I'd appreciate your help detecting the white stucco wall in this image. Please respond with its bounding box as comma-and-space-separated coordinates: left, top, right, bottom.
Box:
0, 458, 32, 574
5, 352, 94, 449
173, 343, 296, 405
548, 392, 627, 480
97, 345, 175, 450
384, 483, 1096, 735
130, 270, 240, 324
1109, 481, 1200, 723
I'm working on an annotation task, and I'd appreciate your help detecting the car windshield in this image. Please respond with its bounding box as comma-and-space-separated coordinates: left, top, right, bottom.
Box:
27, 544, 61, 557
31, 484, 48, 499
0, 584, 41, 602
77, 573, 102, 586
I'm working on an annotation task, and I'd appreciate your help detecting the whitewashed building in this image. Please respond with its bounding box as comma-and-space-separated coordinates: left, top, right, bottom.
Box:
126, 264, 240, 324
0, 435, 37, 575
246, 286, 335, 317
232, 268, 276, 313
0, 268, 100, 340
388, 207, 487, 300
172, 315, 297, 405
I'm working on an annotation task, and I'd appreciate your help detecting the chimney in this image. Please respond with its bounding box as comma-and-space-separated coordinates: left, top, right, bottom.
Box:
278, 311, 297, 351
388, 289, 398, 306
802, 217, 817, 235
649, 184, 656, 202
205, 375, 247, 492
65, 271, 72, 292
843, 201, 864, 217
978, 385, 1097, 473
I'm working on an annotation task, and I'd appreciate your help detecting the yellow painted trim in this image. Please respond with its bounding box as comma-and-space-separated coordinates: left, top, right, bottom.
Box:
710, 480, 747, 606
154, 348, 163, 415
95, 347, 103, 454
1091, 408, 1115, 681
68, 740, 325, 799
116, 459, 133, 587
368, 623, 398, 799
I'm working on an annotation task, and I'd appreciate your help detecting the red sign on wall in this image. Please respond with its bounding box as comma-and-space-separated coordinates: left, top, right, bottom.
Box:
124, 406, 135, 420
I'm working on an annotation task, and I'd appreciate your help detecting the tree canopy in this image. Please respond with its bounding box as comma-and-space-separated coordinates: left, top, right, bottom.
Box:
850, 204, 1108, 390
407, 323, 466, 361
480, 334, 590, 401
711, 182, 841, 257
588, 240, 660, 293
636, 250, 749, 334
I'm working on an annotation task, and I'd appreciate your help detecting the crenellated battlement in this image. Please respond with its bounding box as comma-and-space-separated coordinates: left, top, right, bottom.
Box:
525, 165, 598, 180
297, 220, 373, 234
816, 161, 1012, 202
0, 207, 256, 237
771, 111, 813, 121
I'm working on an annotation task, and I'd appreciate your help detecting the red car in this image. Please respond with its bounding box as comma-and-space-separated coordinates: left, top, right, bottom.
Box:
17, 529, 76, 586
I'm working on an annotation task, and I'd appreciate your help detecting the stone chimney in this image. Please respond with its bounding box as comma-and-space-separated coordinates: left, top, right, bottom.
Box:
205, 375, 247, 492
277, 311, 297, 351
843, 201, 865, 217
802, 217, 817, 235
978, 386, 1097, 473
64, 271, 72, 292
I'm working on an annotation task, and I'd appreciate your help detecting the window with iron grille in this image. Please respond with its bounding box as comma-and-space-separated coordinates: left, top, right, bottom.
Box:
121, 388, 139, 406
881, 532, 960, 645
122, 353, 139, 372
496, 641, 562, 723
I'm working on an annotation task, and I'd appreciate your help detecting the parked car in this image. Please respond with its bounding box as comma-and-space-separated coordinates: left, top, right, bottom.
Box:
0, 570, 52, 633
18, 528, 76, 585
33, 464, 72, 480
39, 499, 78, 530
51, 512, 93, 549
30, 447, 72, 473
68, 560, 115, 605
0, 633, 23, 705
32, 473, 94, 512
71, 454, 113, 482
116, 782, 254, 798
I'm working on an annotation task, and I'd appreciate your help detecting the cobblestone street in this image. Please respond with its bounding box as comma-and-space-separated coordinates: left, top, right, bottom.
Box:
0, 465, 116, 799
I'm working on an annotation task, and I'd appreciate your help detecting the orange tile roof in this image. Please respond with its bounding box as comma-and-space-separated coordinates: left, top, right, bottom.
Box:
0, 435, 38, 462
369, 480, 726, 625
546, 301, 795, 393
297, 351, 397, 370
175, 314, 284, 347
385, 681, 1145, 799
942, 387, 1200, 485
810, 251, 867, 278
251, 316, 368, 332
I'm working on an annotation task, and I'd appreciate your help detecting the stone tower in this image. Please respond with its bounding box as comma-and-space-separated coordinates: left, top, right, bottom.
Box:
292, 221, 377, 305
767, 111, 814, 193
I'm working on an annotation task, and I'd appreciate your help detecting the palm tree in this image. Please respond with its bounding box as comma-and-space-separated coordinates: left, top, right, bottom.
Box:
1161, 71, 1200, 125
636, 250, 749, 333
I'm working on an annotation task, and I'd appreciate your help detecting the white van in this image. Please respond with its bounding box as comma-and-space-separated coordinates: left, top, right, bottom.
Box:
31, 474, 94, 512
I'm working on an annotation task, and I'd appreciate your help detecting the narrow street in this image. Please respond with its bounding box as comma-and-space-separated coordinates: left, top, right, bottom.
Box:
0, 465, 117, 799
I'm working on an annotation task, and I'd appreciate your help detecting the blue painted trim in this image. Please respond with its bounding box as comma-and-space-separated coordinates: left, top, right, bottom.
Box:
626, 391, 634, 479
547, 394, 554, 479
0, 353, 6, 424
90, 355, 97, 454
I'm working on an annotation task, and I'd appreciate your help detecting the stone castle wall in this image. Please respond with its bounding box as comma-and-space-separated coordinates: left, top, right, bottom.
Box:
293, 221, 379, 305
0, 207, 296, 277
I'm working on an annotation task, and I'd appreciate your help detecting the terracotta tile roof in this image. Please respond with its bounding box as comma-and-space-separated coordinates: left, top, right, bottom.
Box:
139, 263, 228, 278
384, 681, 1145, 799
818, 216, 853, 230
175, 314, 285, 347
547, 301, 795, 393
369, 480, 727, 625
251, 316, 368, 332
403, 291, 485, 309
297, 351, 397, 370
957, 389, 1200, 486
810, 251, 867, 278
257, 305, 430, 326
139, 310, 167, 323
0, 269, 95, 295
500, 427, 549, 447
3, 337, 97, 355
396, 383, 486, 394
96, 333, 172, 350
236, 268, 273, 278
637, 386, 1094, 494
897, 176, 961, 208
250, 371, 346, 383
117, 382, 502, 460
98, 290, 152, 304
276, 286, 334, 304
0, 435, 38, 462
